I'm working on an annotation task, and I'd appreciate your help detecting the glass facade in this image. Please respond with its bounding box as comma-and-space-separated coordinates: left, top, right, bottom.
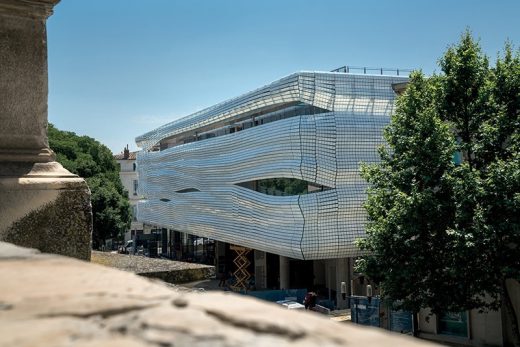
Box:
135, 72, 407, 260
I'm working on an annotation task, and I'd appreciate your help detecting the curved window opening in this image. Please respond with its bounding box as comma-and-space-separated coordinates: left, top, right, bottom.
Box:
160, 198, 171, 202
175, 188, 201, 193
236, 178, 331, 196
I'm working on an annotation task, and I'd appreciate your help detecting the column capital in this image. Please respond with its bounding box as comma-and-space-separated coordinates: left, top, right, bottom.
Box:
0, 0, 59, 19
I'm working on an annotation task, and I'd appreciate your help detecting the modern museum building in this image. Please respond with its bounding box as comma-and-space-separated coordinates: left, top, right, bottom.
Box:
135, 71, 407, 308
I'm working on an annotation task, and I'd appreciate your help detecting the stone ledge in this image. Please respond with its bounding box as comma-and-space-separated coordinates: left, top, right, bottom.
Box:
91, 251, 215, 284
0, 242, 441, 347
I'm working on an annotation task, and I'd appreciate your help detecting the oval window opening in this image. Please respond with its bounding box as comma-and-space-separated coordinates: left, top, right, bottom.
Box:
236, 178, 331, 196
175, 188, 200, 193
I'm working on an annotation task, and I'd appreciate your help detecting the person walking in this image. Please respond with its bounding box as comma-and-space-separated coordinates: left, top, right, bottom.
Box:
304, 291, 317, 310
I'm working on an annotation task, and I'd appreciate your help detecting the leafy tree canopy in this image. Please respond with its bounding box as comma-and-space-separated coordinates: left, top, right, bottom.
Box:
357, 31, 520, 344
48, 124, 131, 249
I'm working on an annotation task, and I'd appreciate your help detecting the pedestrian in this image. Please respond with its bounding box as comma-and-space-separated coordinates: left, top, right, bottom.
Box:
303, 291, 317, 310
218, 270, 226, 287
225, 270, 234, 290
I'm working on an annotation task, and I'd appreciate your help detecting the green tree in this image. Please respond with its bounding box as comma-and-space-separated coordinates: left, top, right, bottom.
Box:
48, 124, 131, 249
357, 32, 520, 345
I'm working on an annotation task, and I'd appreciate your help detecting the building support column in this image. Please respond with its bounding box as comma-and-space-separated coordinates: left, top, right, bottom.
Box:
335, 258, 350, 309
279, 255, 290, 289
0, 0, 92, 260
215, 240, 226, 274
325, 260, 336, 302
254, 250, 267, 290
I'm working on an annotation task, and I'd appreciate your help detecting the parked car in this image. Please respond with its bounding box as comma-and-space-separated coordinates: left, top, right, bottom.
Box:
120, 240, 134, 254
275, 300, 305, 310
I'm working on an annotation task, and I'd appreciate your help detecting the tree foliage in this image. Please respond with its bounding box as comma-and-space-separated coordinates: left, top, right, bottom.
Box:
357, 32, 520, 344
48, 124, 131, 249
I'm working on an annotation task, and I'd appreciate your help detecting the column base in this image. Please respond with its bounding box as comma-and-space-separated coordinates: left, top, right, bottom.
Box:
0, 147, 55, 163
0, 161, 92, 260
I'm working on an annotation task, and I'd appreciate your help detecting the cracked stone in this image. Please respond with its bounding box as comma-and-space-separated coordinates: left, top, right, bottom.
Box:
0, 242, 442, 347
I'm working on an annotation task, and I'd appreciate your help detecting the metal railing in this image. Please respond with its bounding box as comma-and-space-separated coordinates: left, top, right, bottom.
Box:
331, 65, 413, 76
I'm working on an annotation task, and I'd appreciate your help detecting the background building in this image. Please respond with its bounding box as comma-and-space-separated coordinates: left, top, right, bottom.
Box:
115, 146, 144, 243
135, 71, 407, 307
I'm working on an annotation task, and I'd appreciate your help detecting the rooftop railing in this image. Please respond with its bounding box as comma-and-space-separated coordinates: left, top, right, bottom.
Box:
331, 65, 413, 76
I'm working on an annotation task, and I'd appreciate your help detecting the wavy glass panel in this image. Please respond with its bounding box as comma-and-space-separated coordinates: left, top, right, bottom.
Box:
136, 72, 407, 259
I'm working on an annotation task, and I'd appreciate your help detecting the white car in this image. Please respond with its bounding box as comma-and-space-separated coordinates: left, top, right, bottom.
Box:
275, 300, 305, 310
124, 240, 134, 254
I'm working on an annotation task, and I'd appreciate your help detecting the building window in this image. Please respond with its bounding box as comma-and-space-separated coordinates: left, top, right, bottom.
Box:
133, 162, 137, 171
453, 151, 462, 165
453, 136, 463, 165
132, 205, 137, 221
133, 180, 138, 195
438, 311, 469, 337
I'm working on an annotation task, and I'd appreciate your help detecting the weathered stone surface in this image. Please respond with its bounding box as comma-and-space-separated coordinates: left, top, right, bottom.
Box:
0, 184, 92, 260
0, 0, 58, 156
0, 0, 93, 260
92, 251, 215, 283
0, 163, 92, 260
0, 242, 442, 347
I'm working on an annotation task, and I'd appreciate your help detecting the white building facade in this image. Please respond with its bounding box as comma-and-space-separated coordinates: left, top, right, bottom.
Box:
115, 146, 144, 242
136, 72, 406, 257
135, 71, 407, 305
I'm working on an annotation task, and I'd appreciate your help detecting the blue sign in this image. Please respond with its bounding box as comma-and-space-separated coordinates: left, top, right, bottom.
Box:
349, 296, 380, 327
390, 310, 413, 333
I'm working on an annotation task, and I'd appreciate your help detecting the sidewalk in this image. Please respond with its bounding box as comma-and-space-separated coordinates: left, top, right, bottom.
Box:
181, 280, 353, 323
181, 278, 222, 290
330, 309, 352, 322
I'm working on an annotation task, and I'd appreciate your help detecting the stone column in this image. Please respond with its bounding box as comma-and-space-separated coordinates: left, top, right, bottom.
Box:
279, 255, 290, 289
0, 0, 92, 260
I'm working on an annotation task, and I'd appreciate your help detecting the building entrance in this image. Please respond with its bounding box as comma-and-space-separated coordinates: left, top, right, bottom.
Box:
266, 252, 280, 289
290, 260, 314, 289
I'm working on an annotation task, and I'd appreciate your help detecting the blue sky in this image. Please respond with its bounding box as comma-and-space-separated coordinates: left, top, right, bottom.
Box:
47, 0, 520, 154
